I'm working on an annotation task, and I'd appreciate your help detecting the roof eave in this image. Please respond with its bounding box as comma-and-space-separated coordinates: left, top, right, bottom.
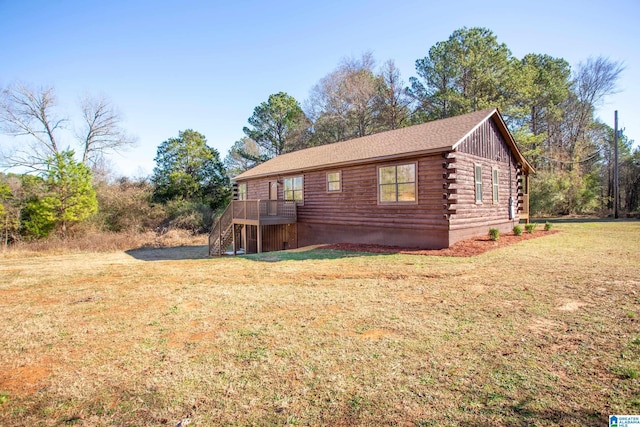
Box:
233, 147, 453, 182
451, 108, 535, 174
492, 111, 536, 174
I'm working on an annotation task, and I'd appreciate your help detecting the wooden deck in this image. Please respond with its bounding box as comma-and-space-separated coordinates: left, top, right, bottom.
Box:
229, 200, 297, 225
209, 200, 297, 256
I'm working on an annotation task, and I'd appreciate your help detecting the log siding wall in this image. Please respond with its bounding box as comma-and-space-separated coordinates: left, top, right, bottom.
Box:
299, 155, 447, 227
239, 117, 526, 249
448, 118, 520, 243
243, 154, 451, 248
457, 118, 511, 162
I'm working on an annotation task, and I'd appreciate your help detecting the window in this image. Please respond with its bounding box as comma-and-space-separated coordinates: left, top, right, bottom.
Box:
283, 176, 303, 201
378, 163, 416, 203
475, 164, 483, 203
492, 168, 499, 203
237, 183, 247, 200
327, 171, 341, 192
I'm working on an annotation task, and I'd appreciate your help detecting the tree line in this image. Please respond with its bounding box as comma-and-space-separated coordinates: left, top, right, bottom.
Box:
229, 28, 638, 216
1, 27, 638, 245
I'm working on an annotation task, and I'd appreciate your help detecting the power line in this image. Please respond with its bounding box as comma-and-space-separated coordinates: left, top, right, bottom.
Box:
537, 150, 601, 165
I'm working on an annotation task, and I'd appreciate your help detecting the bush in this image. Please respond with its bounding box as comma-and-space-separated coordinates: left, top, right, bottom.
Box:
162, 199, 215, 233
513, 225, 523, 236
21, 199, 56, 239
489, 228, 500, 241
93, 178, 166, 233
544, 221, 553, 231
525, 223, 537, 234
530, 170, 600, 216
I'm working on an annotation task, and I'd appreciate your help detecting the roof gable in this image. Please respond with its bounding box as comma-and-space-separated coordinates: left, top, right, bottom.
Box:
235, 108, 532, 181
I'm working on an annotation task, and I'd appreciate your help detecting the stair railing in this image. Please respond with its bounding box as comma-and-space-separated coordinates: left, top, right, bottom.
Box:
209, 203, 233, 256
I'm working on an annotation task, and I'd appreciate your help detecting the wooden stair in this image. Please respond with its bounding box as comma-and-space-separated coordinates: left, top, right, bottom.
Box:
209, 203, 234, 256
208, 200, 298, 256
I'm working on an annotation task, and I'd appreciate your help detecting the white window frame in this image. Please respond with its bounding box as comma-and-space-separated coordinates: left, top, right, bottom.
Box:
475, 164, 483, 204
492, 168, 499, 204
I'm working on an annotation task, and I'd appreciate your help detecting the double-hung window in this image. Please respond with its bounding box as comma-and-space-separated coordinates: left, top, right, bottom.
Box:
237, 183, 247, 200
283, 176, 303, 202
378, 163, 416, 203
492, 168, 499, 203
475, 164, 483, 203
327, 171, 341, 192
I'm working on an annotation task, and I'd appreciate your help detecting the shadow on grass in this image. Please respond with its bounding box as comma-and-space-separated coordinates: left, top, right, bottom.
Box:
125, 245, 385, 262
452, 390, 608, 426
457, 404, 606, 427
125, 245, 209, 261
531, 217, 639, 224
241, 247, 383, 262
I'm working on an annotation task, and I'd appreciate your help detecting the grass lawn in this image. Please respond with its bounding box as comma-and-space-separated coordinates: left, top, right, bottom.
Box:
0, 221, 639, 426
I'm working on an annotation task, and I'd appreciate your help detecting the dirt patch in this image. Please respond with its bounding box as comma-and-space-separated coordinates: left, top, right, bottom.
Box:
528, 318, 564, 335
0, 358, 55, 396
358, 329, 395, 340
324, 230, 559, 257
557, 300, 589, 311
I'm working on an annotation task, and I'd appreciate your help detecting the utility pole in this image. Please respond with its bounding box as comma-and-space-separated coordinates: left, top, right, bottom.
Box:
614, 110, 619, 219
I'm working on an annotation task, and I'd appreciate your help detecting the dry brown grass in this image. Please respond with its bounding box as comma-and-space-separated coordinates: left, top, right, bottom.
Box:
3, 229, 206, 256
0, 221, 639, 426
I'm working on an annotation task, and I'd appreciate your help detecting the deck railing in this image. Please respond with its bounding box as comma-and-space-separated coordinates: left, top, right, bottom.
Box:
231, 200, 297, 221
209, 200, 297, 256
209, 202, 234, 256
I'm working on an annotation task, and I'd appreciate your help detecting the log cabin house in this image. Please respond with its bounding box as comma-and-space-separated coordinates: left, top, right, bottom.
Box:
209, 108, 533, 255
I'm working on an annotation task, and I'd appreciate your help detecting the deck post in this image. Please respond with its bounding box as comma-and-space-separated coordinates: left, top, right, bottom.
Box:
257, 225, 262, 254
524, 175, 530, 224
232, 224, 236, 255
242, 225, 247, 255
218, 216, 222, 256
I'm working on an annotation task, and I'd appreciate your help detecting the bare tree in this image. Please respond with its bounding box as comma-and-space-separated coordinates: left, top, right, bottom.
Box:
307, 52, 381, 145
376, 60, 411, 130
574, 56, 624, 108
0, 84, 135, 170
78, 96, 136, 166
224, 137, 264, 177
559, 57, 624, 166
0, 84, 65, 169
307, 66, 352, 144
341, 53, 380, 137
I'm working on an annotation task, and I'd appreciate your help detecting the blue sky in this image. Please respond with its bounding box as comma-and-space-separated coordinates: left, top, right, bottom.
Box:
1, 0, 638, 177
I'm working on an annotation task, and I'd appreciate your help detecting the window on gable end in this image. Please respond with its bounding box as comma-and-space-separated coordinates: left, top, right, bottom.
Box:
475, 164, 483, 203
492, 168, 499, 204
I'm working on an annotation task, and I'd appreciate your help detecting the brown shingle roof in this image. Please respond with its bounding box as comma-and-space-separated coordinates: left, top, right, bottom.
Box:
235, 108, 529, 181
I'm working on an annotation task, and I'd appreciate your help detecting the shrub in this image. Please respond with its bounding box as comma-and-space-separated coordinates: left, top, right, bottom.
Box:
489, 228, 500, 241
544, 221, 553, 231
513, 225, 523, 236
93, 178, 166, 233
525, 223, 537, 234
162, 199, 215, 233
